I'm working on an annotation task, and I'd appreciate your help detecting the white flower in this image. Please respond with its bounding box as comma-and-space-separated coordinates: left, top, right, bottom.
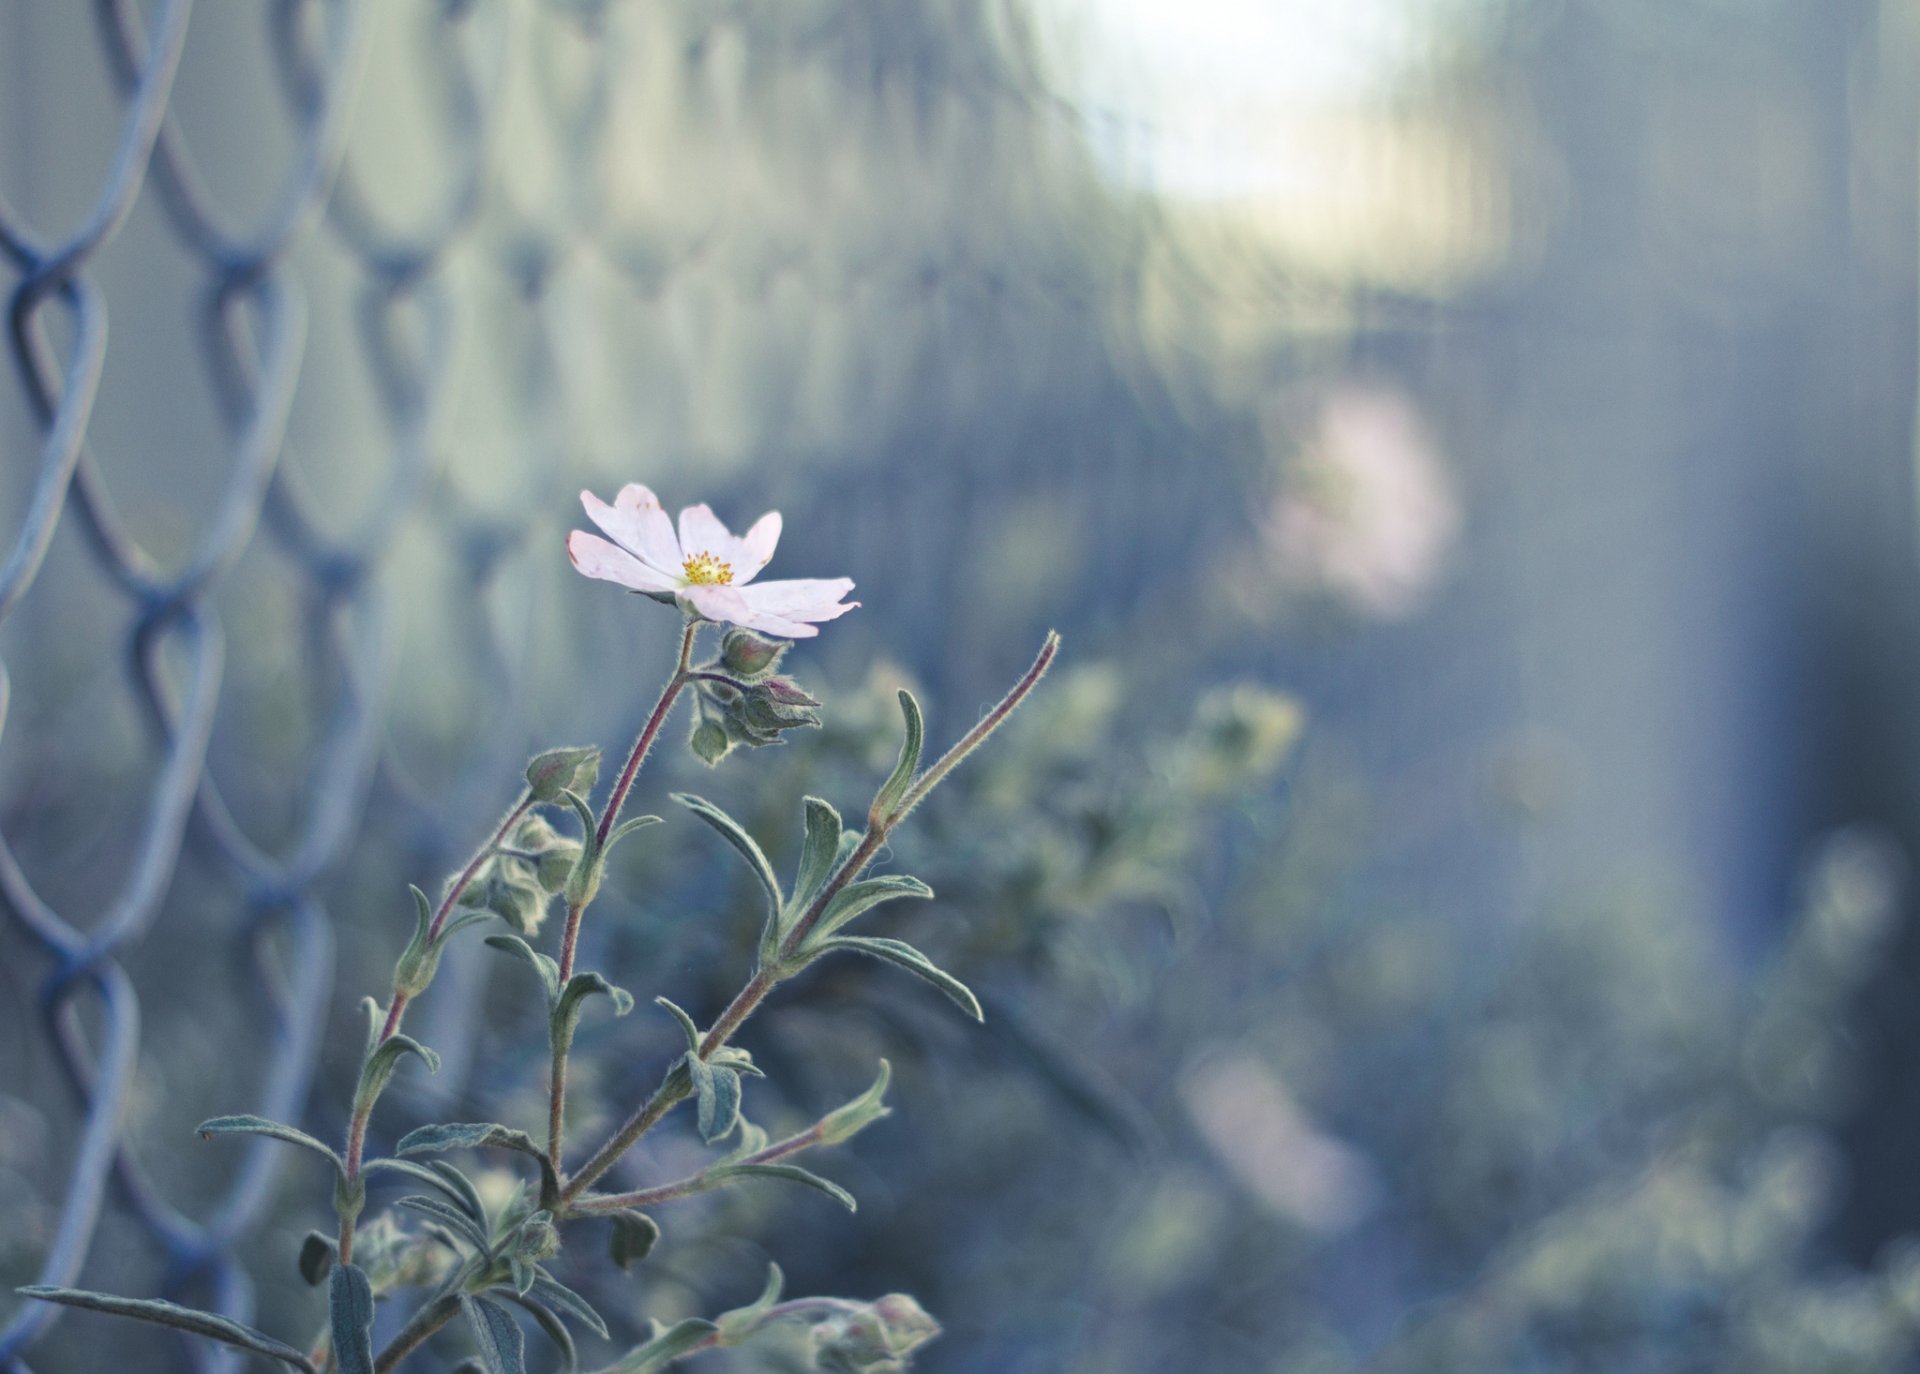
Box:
567, 485, 858, 639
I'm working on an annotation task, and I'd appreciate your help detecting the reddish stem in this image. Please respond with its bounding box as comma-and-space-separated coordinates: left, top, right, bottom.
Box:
336, 794, 532, 1264
549, 620, 698, 1173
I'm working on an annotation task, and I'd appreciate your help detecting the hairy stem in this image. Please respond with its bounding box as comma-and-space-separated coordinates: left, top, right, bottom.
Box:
591, 620, 699, 854
574, 1117, 831, 1212
337, 794, 533, 1265
549, 620, 698, 1175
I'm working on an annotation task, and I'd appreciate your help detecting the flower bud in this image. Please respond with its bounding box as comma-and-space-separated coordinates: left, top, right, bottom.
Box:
511, 814, 583, 894
481, 868, 550, 935
510, 1214, 560, 1263
525, 745, 601, 803
810, 1293, 941, 1373
718, 628, 787, 678
533, 843, 580, 894
690, 718, 732, 766
727, 677, 823, 743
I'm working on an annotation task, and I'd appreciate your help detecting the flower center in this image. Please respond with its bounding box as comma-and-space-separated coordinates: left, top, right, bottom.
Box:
682, 551, 734, 586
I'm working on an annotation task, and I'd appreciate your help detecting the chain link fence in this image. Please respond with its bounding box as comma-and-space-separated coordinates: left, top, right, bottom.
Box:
8, 1, 1913, 1370
0, 4, 1158, 1369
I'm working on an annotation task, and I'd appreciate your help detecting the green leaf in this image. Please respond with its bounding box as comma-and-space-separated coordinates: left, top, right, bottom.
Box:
709, 1045, 764, 1078
720, 1117, 771, 1165
363, 1157, 485, 1219
397, 1121, 543, 1161
707, 1162, 857, 1212
298, 1230, 337, 1287
871, 689, 924, 820
655, 997, 702, 1054
462, 1293, 528, 1374
559, 789, 606, 908
688, 1058, 741, 1144
716, 1263, 785, 1343
610, 1317, 720, 1373
194, 1115, 344, 1180
508, 1257, 536, 1297
790, 797, 844, 913
528, 1271, 609, 1339
485, 934, 561, 1007
672, 793, 782, 913
818, 1059, 894, 1145
821, 935, 983, 1021
355, 1033, 441, 1114
604, 813, 664, 855
607, 1208, 660, 1270
393, 886, 439, 996
14, 1288, 318, 1372
329, 1264, 376, 1374
557, 788, 599, 846
810, 874, 933, 942
497, 1292, 576, 1374
392, 1124, 556, 1211
438, 906, 499, 941
394, 1194, 493, 1254
553, 972, 635, 1057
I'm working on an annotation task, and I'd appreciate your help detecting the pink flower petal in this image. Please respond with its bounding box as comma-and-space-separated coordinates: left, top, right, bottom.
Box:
730, 512, 782, 585
735, 577, 858, 623
581, 486, 682, 573
676, 503, 742, 568
568, 531, 677, 593
680, 582, 821, 638
731, 606, 819, 638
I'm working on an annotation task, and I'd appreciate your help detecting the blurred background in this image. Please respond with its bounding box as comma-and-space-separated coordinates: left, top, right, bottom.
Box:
7, 0, 1920, 1369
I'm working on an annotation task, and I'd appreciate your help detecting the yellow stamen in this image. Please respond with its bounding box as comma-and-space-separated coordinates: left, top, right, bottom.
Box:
682, 551, 733, 586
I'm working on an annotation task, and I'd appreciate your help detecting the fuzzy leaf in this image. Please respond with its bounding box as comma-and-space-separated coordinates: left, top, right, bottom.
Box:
871, 690, 924, 820
655, 997, 702, 1054
393, 886, 439, 995
821, 935, 983, 1021
462, 1293, 528, 1374
716, 1264, 785, 1343
810, 874, 933, 942
610, 1317, 720, 1374
604, 813, 664, 856
692, 1061, 741, 1143
485, 934, 561, 1006
553, 972, 635, 1056
395, 1194, 493, 1254
790, 797, 844, 914
298, 1230, 337, 1287
672, 794, 782, 913
819, 1060, 894, 1145
397, 1121, 543, 1161
194, 1115, 344, 1179
497, 1292, 575, 1374
607, 1209, 660, 1270
330, 1264, 376, 1374
438, 906, 499, 941
528, 1271, 609, 1339
15, 1288, 318, 1372
708, 1162, 857, 1212
363, 1157, 485, 1219
356, 1033, 441, 1116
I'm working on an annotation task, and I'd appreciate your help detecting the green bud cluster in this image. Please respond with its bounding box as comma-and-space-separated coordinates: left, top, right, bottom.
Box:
688, 629, 824, 765
454, 814, 584, 936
